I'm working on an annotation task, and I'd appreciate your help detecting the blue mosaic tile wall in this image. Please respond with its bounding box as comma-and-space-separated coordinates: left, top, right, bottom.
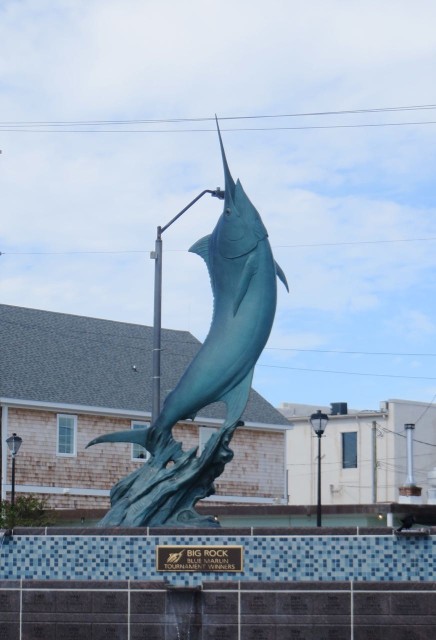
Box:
1, 534, 435, 585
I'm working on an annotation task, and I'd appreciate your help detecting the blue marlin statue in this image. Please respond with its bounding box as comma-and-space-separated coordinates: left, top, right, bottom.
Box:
87, 119, 288, 462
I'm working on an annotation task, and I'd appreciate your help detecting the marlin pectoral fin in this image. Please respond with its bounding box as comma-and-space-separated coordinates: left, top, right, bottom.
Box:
86, 427, 151, 450
218, 367, 255, 428
275, 261, 289, 292
233, 252, 258, 316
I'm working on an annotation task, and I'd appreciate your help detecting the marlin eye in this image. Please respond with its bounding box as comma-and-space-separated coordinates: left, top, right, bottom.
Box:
225, 208, 231, 216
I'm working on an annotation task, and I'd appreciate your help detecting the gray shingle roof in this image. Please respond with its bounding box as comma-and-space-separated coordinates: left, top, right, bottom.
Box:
0, 304, 288, 426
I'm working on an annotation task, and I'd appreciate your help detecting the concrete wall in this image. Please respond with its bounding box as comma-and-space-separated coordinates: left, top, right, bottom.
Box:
1, 579, 435, 640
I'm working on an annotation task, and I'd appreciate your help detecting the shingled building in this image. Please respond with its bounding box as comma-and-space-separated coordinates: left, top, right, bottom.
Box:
0, 304, 289, 514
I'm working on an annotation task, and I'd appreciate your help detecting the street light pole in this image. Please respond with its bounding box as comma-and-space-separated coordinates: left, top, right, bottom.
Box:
150, 188, 224, 423
152, 225, 163, 424
310, 410, 329, 527
6, 433, 22, 508
11, 451, 16, 508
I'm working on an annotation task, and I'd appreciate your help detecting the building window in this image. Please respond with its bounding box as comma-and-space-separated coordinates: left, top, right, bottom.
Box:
131, 422, 149, 461
342, 432, 357, 468
199, 426, 218, 453
57, 414, 77, 456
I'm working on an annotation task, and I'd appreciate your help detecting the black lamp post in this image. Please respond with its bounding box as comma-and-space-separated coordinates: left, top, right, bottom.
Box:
6, 432, 22, 507
310, 410, 329, 527
150, 188, 224, 423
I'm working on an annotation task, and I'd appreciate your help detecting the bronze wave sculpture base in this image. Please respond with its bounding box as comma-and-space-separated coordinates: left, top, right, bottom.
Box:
98, 423, 241, 528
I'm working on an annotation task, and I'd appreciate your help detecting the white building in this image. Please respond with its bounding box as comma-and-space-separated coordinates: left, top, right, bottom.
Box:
278, 399, 436, 506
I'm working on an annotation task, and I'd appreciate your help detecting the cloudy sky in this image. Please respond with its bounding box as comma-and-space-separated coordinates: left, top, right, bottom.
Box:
2, 0, 436, 414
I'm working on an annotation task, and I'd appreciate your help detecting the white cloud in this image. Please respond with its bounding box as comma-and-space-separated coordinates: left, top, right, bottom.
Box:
2, 0, 436, 409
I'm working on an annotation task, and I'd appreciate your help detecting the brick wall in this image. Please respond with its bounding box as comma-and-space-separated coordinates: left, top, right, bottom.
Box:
5, 408, 285, 509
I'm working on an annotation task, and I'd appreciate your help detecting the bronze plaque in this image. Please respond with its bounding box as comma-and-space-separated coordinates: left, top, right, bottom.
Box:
156, 546, 243, 572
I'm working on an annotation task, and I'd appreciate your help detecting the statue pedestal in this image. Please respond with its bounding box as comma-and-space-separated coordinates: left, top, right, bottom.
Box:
2, 528, 436, 638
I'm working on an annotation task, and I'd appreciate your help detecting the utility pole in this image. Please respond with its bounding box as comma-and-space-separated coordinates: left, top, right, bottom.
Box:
150, 188, 224, 423
371, 421, 377, 503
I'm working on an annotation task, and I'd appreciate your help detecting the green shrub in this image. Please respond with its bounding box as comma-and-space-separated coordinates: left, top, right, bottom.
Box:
0, 495, 52, 528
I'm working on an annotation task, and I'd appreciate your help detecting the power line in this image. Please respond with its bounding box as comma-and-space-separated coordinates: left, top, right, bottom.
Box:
257, 363, 436, 381
265, 347, 436, 357
3, 312, 435, 362
4, 313, 436, 383
378, 424, 436, 448
0, 250, 148, 256
1, 103, 436, 126
2, 235, 436, 256
414, 392, 436, 425
2, 313, 435, 361
3, 120, 436, 133
273, 237, 436, 249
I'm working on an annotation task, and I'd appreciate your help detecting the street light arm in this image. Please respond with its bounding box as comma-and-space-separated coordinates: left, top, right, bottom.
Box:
160, 188, 224, 235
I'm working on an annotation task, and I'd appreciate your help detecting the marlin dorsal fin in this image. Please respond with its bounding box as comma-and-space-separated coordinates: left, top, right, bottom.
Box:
189, 234, 214, 282
189, 235, 211, 263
